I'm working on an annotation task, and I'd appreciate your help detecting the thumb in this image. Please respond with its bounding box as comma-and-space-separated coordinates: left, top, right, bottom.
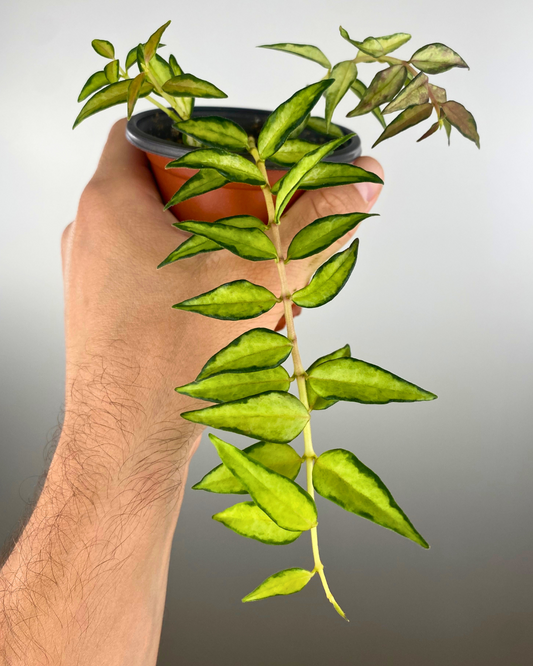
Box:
278, 156, 384, 249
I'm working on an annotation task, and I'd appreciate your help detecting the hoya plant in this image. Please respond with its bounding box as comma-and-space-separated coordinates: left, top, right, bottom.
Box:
74, 21, 478, 619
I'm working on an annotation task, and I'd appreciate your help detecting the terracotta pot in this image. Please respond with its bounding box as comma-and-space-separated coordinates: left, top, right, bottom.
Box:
126, 107, 362, 223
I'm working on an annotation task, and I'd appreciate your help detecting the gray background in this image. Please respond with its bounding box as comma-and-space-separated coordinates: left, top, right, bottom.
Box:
1, 0, 532, 664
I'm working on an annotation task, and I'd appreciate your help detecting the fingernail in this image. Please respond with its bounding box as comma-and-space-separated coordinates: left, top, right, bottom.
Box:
354, 181, 380, 204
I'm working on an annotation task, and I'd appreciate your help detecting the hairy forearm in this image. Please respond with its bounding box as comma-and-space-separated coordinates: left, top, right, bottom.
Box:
0, 351, 202, 666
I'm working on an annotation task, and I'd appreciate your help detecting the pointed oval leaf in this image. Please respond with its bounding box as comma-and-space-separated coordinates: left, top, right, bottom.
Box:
176, 366, 290, 403
308, 357, 437, 404
350, 79, 387, 128
306, 116, 344, 138
163, 74, 227, 98
441, 101, 480, 148
269, 140, 320, 167
193, 441, 302, 494
164, 169, 228, 210
158, 235, 222, 268
257, 80, 334, 159
372, 103, 433, 147
173, 280, 278, 320
213, 215, 266, 230
443, 117, 452, 145
197, 328, 292, 380
243, 568, 314, 602
287, 213, 374, 261
259, 43, 331, 69
213, 501, 302, 544
175, 116, 249, 151
273, 162, 383, 194
103, 59, 119, 84
313, 449, 429, 548
430, 84, 447, 104
174, 220, 276, 261
382, 72, 429, 114
182, 392, 309, 443
73, 80, 153, 128
347, 65, 407, 117
169, 54, 183, 76
91, 39, 115, 59
77, 70, 109, 102
147, 53, 173, 86
292, 238, 359, 308
210, 435, 317, 531
417, 121, 440, 142
144, 20, 171, 63
275, 134, 352, 222
127, 72, 146, 119
306, 344, 351, 411
325, 61, 358, 128
340, 27, 411, 57
125, 46, 139, 71
166, 150, 265, 186
410, 43, 468, 74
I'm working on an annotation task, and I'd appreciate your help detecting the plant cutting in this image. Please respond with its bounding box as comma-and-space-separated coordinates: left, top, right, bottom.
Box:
74, 21, 479, 619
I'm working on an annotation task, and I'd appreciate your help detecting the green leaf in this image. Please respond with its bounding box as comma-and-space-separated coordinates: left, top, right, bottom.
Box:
176, 366, 290, 403
210, 435, 317, 531
73, 80, 153, 128
182, 392, 309, 443
382, 72, 429, 114
174, 220, 276, 261
372, 103, 433, 147
127, 72, 146, 119
175, 116, 249, 151
292, 238, 359, 308
163, 169, 229, 210
259, 43, 331, 69
148, 54, 173, 86
306, 345, 351, 411
196, 328, 292, 380
91, 39, 115, 59
257, 80, 334, 160
350, 80, 387, 128
271, 162, 383, 194
163, 74, 227, 98
287, 213, 373, 261
347, 65, 407, 117
441, 101, 480, 148
243, 568, 314, 602
306, 116, 344, 138
193, 441, 302, 494
269, 139, 320, 166
173, 280, 278, 320
443, 117, 452, 145
339, 27, 411, 57
410, 43, 469, 74
158, 235, 222, 268
169, 54, 183, 76
213, 502, 302, 544
307, 357, 437, 404
125, 46, 138, 71
202, 214, 266, 230
144, 20, 171, 63
275, 134, 352, 222
325, 61, 358, 129
77, 71, 109, 102
166, 150, 265, 186
103, 59, 119, 84
313, 449, 429, 548
417, 121, 440, 142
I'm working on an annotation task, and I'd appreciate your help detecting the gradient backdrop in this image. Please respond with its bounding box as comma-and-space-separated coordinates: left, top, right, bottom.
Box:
1, 1, 532, 664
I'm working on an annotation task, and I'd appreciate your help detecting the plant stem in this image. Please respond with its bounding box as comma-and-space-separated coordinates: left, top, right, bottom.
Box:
119, 66, 181, 123
249, 142, 346, 619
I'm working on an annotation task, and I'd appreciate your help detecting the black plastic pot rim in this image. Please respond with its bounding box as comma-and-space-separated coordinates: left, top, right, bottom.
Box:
126, 106, 362, 170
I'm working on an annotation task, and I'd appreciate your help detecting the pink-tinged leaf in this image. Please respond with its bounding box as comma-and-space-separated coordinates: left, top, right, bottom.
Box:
410, 43, 468, 74
416, 121, 440, 142
127, 72, 146, 119
382, 73, 429, 114
441, 101, 479, 148
347, 65, 407, 117
372, 103, 433, 147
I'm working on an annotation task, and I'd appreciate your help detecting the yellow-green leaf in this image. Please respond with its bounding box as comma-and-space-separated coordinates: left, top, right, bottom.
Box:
292, 238, 359, 308
176, 366, 290, 403
410, 43, 469, 75
169, 54, 183, 76
306, 345, 351, 411
173, 280, 278, 320
166, 150, 265, 186
258, 80, 334, 160
308, 357, 437, 404
193, 441, 302, 494
210, 435, 317, 531
271, 162, 382, 194
269, 139, 320, 167
77, 70, 109, 102
243, 568, 314, 602
259, 43, 331, 69
144, 20, 171, 63
196, 328, 292, 380
382, 72, 429, 114
340, 27, 411, 57
163, 169, 228, 210
158, 235, 222, 268
127, 72, 146, 119
347, 65, 407, 117
174, 220, 276, 261
441, 101, 480, 148
73, 80, 153, 128
163, 74, 227, 98
306, 116, 344, 138
182, 392, 309, 443
372, 103, 433, 147
325, 61, 358, 128
103, 59, 119, 84
350, 79, 387, 128
213, 502, 302, 544
175, 116, 249, 151
91, 39, 114, 59
125, 46, 139, 71
287, 213, 374, 261
313, 449, 429, 548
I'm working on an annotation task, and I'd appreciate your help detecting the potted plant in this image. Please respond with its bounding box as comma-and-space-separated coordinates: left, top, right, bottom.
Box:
74, 21, 479, 618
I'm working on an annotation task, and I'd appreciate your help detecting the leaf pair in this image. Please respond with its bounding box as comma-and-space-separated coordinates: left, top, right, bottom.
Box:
340, 27, 412, 58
